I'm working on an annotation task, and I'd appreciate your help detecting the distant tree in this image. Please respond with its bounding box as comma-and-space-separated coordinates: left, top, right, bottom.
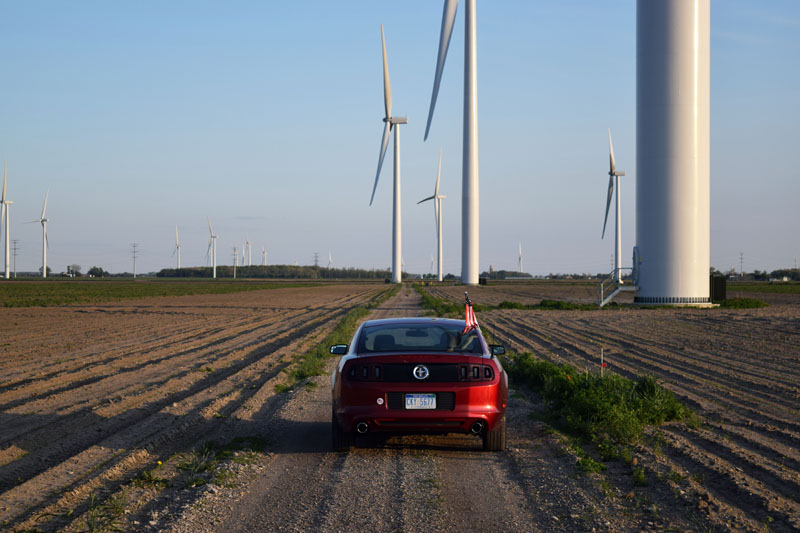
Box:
69, 264, 82, 277
87, 266, 108, 277
39, 266, 52, 276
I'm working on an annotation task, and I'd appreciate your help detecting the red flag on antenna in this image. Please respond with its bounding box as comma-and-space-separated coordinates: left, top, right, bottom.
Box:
463, 292, 479, 334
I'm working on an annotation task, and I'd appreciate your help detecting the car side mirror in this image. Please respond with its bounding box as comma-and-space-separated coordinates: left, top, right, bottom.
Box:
490, 344, 506, 356
329, 344, 348, 355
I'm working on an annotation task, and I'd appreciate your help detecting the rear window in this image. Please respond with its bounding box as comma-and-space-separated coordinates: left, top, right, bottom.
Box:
357, 323, 483, 354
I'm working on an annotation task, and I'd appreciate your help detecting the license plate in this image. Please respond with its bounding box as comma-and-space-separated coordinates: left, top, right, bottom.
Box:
405, 393, 436, 409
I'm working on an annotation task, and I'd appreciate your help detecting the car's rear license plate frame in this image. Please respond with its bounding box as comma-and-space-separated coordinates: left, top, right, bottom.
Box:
405, 393, 436, 409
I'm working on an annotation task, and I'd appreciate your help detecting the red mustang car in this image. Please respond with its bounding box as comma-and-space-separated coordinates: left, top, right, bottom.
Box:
330, 317, 508, 451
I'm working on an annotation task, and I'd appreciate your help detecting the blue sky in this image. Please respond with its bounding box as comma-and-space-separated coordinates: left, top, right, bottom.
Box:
1, 1, 798, 275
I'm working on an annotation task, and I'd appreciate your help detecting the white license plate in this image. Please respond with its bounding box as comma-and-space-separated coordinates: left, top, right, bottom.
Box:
405, 393, 436, 409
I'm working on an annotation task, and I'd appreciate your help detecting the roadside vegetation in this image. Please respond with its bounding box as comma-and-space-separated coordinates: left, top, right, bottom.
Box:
0, 279, 322, 307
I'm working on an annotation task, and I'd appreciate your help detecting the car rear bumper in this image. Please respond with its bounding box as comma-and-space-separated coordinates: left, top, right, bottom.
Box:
335, 383, 506, 434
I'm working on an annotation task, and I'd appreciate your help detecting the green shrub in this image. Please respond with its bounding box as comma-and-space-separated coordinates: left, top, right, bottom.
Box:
719, 298, 767, 309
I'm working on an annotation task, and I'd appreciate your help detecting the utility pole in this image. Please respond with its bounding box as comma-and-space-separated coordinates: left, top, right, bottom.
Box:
313, 252, 319, 268
132, 243, 139, 278
11, 240, 18, 278
740, 252, 744, 279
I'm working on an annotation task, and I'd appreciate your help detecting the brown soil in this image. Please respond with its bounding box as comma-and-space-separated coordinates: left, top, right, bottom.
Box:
0, 283, 383, 531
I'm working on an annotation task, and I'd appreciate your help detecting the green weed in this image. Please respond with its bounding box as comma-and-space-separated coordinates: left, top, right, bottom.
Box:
632, 466, 647, 486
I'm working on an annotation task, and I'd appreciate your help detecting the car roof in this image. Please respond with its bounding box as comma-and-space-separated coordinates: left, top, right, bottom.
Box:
361, 317, 468, 328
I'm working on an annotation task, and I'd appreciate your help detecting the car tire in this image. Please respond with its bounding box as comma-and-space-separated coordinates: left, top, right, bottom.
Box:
482, 415, 506, 451
331, 407, 352, 452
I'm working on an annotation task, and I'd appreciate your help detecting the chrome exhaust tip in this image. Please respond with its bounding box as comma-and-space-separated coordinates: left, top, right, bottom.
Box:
470, 421, 484, 435
356, 422, 369, 434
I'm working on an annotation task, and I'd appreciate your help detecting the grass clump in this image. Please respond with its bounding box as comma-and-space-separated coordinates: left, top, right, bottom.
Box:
718, 297, 767, 309
505, 352, 693, 445
632, 466, 648, 486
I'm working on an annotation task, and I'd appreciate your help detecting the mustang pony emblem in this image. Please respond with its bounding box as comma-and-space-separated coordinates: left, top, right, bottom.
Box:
413, 365, 430, 380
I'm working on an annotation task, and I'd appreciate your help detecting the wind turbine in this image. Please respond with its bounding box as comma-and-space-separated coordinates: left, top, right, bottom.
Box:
207, 218, 217, 279
602, 129, 626, 284
430, 254, 435, 276
327, 251, 333, 269
1, 162, 12, 279
518, 242, 523, 273
262, 246, 267, 266
173, 225, 181, 269
233, 246, 238, 278
29, 191, 49, 278
370, 24, 408, 284
425, 0, 480, 285
417, 150, 446, 282
245, 234, 252, 266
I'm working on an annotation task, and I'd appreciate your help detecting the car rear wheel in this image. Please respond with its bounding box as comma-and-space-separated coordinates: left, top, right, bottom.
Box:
482, 415, 506, 451
331, 407, 352, 452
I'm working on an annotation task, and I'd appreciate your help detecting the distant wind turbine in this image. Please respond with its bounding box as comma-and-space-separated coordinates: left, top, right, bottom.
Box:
262, 246, 267, 266
233, 246, 238, 278
173, 225, 181, 269
370, 24, 408, 284
207, 218, 217, 279
424, 0, 480, 285
327, 251, 333, 269
430, 254, 435, 276
518, 242, 523, 273
28, 191, 49, 278
245, 234, 252, 266
418, 150, 446, 282
1, 162, 12, 279
602, 129, 626, 284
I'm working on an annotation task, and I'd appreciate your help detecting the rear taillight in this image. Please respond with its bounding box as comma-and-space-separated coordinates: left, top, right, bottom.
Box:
346, 364, 384, 381
459, 364, 495, 382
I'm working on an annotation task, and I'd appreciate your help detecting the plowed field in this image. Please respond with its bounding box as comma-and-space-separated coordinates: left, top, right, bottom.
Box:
428, 283, 800, 531
0, 283, 384, 531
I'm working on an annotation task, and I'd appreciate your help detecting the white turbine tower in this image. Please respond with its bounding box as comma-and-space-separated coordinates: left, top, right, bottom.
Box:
245, 234, 252, 266
262, 246, 267, 266
602, 129, 626, 284
174, 225, 181, 269
430, 254, 435, 276
29, 191, 49, 278
417, 150, 446, 282
1, 162, 12, 279
637, 0, 710, 305
207, 218, 217, 279
327, 251, 333, 269
370, 24, 407, 284
425, 0, 480, 285
518, 242, 523, 274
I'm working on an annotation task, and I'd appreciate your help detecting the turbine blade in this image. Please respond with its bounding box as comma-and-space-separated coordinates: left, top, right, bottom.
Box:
602, 176, 614, 239
176, 225, 179, 246
41, 190, 49, 219
608, 128, 616, 174
418, 195, 435, 205
434, 197, 440, 234
2, 161, 6, 204
380, 24, 392, 119
45, 230, 49, 249
370, 121, 391, 206
207, 217, 213, 236
434, 149, 442, 196
424, 0, 459, 141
